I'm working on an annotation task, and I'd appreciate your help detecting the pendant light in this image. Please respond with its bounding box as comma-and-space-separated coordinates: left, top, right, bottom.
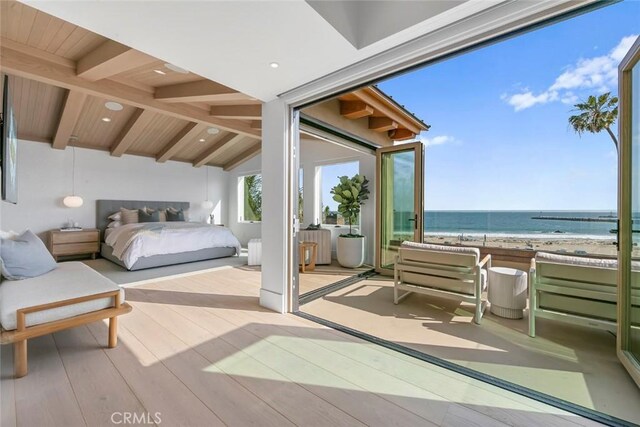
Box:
202, 166, 214, 210
63, 147, 83, 208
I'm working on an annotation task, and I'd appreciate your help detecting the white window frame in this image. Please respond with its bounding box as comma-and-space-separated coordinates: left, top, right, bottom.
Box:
237, 173, 263, 224
315, 159, 361, 227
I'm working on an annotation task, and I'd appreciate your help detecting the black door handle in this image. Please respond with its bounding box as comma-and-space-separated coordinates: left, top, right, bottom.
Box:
407, 214, 418, 230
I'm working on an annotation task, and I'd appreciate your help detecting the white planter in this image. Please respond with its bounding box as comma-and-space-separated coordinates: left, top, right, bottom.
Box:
337, 236, 366, 268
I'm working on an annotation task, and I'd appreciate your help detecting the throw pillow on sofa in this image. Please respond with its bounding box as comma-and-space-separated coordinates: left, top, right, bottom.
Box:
0, 230, 57, 280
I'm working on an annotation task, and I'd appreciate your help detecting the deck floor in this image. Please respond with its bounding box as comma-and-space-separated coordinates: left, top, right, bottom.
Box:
301, 277, 640, 425
1, 266, 604, 426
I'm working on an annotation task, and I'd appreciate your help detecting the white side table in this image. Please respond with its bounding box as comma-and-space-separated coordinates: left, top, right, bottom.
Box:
488, 267, 527, 319
248, 238, 262, 266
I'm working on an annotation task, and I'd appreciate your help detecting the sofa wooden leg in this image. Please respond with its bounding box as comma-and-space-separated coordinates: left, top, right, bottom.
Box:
108, 317, 118, 348
14, 340, 27, 378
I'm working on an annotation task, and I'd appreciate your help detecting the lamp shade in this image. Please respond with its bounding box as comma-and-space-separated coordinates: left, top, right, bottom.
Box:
63, 195, 84, 208
201, 200, 214, 209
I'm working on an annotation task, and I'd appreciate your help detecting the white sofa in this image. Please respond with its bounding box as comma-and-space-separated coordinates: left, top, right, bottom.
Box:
0, 262, 131, 377
394, 242, 491, 324
529, 252, 640, 337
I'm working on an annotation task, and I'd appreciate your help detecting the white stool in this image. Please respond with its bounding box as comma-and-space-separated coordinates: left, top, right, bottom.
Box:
248, 238, 262, 266
488, 267, 527, 319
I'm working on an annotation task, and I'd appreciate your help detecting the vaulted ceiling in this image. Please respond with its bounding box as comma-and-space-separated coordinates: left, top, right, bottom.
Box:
0, 0, 261, 170
1, 0, 434, 170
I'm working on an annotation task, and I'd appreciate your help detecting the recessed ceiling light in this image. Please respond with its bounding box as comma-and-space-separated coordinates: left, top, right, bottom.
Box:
101, 117, 112, 123
164, 63, 189, 74
105, 101, 123, 111
207, 127, 220, 135
199, 138, 206, 143
269, 62, 279, 68
153, 69, 166, 75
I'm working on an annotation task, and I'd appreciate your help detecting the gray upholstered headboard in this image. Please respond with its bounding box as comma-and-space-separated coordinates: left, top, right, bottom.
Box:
96, 200, 190, 238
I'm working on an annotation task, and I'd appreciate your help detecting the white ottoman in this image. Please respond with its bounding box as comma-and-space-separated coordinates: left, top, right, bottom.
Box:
248, 238, 262, 266
488, 267, 527, 319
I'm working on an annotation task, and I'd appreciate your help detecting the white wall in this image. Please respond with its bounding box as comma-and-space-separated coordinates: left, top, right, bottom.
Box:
1, 140, 229, 237
229, 137, 376, 264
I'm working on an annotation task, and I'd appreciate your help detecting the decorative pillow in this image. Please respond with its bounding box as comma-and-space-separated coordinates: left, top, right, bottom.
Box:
0, 230, 57, 280
0, 230, 19, 240
138, 209, 160, 223
140, 207, 166, 222
108, 212, 121, 221
107, 221, 122, 229
166, 208, 185, 222
120, 208, 139, 224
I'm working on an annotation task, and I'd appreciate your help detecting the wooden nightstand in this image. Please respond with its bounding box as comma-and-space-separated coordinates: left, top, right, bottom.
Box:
47, 229, 100, 261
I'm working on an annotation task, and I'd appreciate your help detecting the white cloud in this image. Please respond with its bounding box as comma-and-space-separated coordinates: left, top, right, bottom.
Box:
420, 135, 457, 147
503, 34, 638, 112
504, 90, 558, 111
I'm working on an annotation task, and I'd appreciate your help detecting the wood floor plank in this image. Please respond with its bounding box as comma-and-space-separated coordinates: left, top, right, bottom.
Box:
85, 321, 224, 427
52, 326, 148, 427
131, 287, 366, 427
132, 285, 437, 427
13, 335, 86, 427
174, 275, 594, 427
1, 344, 17, 427
121, 304, 297, 427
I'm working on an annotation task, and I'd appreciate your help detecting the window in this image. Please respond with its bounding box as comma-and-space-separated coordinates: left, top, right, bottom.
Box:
298, 168, 304, 223
318, 161, 359, 225
238, 174, 262, 222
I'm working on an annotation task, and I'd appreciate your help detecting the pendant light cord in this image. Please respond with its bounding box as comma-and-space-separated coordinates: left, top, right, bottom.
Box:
205, 167, 209, 201
72, 147, 76, 196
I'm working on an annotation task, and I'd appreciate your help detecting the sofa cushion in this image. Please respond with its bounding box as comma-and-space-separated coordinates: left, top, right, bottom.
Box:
400, 242, 480, 266
0, 261, 125, 331
535, 252, 618, 269
0, 230, 57, 280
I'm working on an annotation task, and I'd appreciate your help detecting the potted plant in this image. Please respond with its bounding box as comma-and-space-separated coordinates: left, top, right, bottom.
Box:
330, 174, 370, 268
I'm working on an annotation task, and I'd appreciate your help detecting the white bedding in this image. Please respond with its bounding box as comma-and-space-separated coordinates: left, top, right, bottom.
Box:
105, 222, 241, 269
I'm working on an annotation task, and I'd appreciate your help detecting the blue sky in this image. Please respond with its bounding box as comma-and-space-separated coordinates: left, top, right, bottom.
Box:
375, 0, 639, 211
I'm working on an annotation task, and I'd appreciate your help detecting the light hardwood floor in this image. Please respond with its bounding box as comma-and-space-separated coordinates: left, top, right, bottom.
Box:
302, 277, 640, 425
1, 266, 604, 427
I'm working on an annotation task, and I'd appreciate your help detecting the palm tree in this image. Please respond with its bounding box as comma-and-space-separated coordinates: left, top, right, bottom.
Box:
568, 92, 619, 152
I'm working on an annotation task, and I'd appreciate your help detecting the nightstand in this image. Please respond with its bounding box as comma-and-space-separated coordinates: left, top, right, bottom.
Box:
47, 229, 100, 261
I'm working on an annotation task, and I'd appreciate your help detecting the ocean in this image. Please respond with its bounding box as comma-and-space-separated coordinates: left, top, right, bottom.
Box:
407, 210, 618, 239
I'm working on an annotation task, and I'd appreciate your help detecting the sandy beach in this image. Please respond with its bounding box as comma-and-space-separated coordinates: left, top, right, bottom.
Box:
424, 233, 620, 257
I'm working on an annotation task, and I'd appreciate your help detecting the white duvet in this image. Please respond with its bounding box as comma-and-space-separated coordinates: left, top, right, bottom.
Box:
105, 222, 241, 269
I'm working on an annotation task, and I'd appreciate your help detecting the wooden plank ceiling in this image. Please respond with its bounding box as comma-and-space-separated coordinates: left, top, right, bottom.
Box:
0, 1, 428, 170
0, 0, 261, 170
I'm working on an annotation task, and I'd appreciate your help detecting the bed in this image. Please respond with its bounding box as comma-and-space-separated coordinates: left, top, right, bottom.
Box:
97, 200, 240, 271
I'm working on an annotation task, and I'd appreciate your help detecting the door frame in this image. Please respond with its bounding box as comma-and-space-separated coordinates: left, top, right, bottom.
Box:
375, 142, 424, 274
617, 36, 640, 388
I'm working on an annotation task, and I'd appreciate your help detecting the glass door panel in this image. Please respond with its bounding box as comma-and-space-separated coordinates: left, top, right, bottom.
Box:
618, 36, 640, 388
376, 142, 424, 273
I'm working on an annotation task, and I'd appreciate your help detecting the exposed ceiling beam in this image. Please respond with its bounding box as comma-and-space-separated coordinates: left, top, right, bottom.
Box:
340, 100, 373, 119
193, 133, 242, 168
250, 120, 262, 130
156, 122, 207, 163
110, 109, 155, 157
0, 44, 260, 139
77, 40, 156, 82
52, 90, 87, 150
154, 79, 249, 103
223, 144, 261, 171
369, 117, 398, 132
388, 128, 415, 141
352, 89, 422, 134
209, 104, 262, 120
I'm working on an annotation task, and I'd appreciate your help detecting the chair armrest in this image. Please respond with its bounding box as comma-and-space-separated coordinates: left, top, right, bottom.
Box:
16, 290, 121, 332
478, 254, 491, 269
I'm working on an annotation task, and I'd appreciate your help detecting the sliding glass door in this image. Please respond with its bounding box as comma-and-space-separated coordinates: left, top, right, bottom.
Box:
376, 142, 424, 273
618, 36, 640, 388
